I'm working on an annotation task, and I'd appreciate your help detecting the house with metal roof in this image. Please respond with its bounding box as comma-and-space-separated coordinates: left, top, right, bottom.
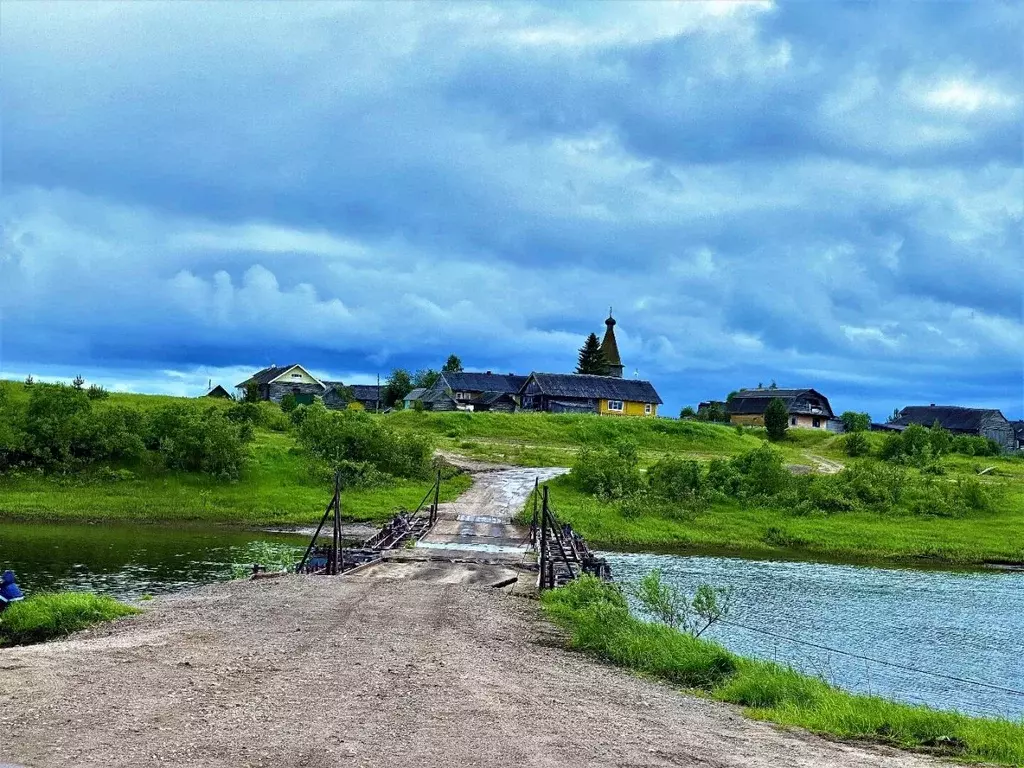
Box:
726, 388, 837, 430
892, 405, 1016, 452
518, 373, 662, 416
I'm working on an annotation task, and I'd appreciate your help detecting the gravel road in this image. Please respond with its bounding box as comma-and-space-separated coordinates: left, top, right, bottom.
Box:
0, 575, 942, 768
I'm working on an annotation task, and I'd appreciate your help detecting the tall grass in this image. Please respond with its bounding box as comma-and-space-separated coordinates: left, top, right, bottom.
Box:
542, 578, 1024, 764
0, 592, 140, 646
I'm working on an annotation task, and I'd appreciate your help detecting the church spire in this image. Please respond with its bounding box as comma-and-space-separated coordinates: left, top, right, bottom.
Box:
600, 309, 624, 378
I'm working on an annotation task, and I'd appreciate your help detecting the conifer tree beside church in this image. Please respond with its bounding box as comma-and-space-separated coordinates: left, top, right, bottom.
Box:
576, 333, 610, 375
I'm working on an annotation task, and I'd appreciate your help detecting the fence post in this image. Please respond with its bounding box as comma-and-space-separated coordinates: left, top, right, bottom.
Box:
432, 469, 441, 525
331, 471, 341, 575
539, 485, 549, 590
530, 477, 539, 548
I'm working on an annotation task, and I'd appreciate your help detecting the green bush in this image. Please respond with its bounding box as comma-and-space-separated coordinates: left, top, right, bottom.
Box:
152, 405, 251, 478
296, 403, 431, 483
839, 411, 870, 433
647, 456, 702, 501
843, 431, 871, 457
0, 592, 140, 646
571, 440, 643, 500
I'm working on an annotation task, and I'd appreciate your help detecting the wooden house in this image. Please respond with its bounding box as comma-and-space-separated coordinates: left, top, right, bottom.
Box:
203, 385, 233, 399
892, 406, 1016, 452
518, 373, 661, 416
427, 371, 527, 412
726, 388, 836, 430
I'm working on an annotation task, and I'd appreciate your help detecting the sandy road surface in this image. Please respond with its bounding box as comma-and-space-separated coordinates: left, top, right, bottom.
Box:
0, 576, 941, 768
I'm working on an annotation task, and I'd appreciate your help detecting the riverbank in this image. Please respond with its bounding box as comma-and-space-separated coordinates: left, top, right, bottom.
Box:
0, 428, 471, 526
541, 578, 1024, 765
528, 474, 1024, 567
0, 574, 946, 768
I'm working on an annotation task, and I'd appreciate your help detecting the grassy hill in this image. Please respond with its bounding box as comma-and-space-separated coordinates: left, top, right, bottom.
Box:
0, 382, 468, 526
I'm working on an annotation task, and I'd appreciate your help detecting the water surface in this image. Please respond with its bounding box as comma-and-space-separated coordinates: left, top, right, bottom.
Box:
606, 551, 1024, 720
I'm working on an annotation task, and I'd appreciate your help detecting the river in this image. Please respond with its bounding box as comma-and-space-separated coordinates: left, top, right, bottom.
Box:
1, 522, 1020, 719
605, 551, 1024, 720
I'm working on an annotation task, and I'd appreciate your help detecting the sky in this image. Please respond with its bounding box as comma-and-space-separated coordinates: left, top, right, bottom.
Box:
1, 1, 1022, 421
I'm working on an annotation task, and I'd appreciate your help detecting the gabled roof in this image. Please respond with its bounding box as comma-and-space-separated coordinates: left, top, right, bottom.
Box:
726, 388, 834, 418
404, 387, 427, 401
421, 388, 456, 405
349, 384, 383, 401
236, 364, 302, 388
204, 385, 232, 399
474, 390, 517, 406
894, 406, 1010, 432
439, 371, 527, 394
523, 373, 662, 404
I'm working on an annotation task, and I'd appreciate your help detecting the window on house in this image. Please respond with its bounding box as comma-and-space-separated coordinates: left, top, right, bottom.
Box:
645, 403, 652, 415
291, 372, 302, 378
813, 418, 821, 428
791, 417, 797, 426
607, 400, 624, 412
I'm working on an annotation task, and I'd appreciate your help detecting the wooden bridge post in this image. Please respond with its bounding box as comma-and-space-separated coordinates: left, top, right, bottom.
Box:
331, 471, 341, 575
530, 477, 539, 548
431, 469, 441, 525
539, 485, 550, 590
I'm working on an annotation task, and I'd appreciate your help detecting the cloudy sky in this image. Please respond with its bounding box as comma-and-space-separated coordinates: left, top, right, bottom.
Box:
1, 1, 1021, 420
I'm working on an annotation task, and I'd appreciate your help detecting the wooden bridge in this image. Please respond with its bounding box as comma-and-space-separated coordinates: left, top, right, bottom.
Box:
292, 466, 610, 591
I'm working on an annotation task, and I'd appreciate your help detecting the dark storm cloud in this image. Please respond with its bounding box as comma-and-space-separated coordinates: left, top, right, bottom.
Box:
0, 2, 1021, 417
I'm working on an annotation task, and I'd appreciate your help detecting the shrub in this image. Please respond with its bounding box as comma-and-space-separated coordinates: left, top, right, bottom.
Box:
571, 440, 643, 500
86, 384, 110, 400
152, 405, 250, 478
0, 593, 140, 646
648, 457, 702, 501
730, 443, 790, 498
839, 411, 871, 433
296, 403, 431, 483
843, 431, 871, 457
89, 406, 148, 464
764, 398, 789, 442
22, 383, 93, 468
280, 392, 298, 413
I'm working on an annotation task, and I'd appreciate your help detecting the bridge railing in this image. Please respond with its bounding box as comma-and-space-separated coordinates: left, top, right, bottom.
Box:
535, 481, 612, 590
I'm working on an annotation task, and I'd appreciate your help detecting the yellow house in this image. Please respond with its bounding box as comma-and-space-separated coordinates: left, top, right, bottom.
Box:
519, 373, 661, 416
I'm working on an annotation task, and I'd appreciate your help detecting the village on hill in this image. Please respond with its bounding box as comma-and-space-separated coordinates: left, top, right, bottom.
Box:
221, 310, 1024, 453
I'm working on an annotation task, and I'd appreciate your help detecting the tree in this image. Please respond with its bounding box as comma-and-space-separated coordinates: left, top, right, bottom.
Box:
576, 333, 610, 375
383, 368, 413, 407
680, 406, 696, 419
844, 431, 871, 457
280, 392, 298, 413
413, 369, 439, 389
442, 355, 463, 373
242, 381, 261, 403
840, 411, 871, 433
696, 402, 730, 424
764, 397, 789, 441
72, 375, 85, 390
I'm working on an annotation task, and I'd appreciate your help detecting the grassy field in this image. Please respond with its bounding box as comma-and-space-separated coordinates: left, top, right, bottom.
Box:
0, 394, 470, 525
0, 593, 140, 646
543, 578, 1024, 765
525, 473, 1024, 565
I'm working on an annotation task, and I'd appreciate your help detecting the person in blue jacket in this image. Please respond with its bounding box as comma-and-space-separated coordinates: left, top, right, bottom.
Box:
0, 570, 24, 614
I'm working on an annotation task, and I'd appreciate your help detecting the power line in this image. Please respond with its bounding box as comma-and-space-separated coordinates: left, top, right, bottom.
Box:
719, 619, 1024, 699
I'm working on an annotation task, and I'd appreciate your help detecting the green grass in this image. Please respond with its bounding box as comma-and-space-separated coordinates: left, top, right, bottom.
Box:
0, 592, 140, 646
528, 473, 1024, 566
542, 578, 1024, 765
0, 409, 471, 525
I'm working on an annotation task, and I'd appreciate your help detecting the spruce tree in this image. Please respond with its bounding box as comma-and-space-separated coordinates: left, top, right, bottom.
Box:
576, 333, 610, 375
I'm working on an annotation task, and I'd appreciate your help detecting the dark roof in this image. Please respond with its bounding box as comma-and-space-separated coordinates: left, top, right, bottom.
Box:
726, 388, 834, 418
348, 384, 383, 402
403, 387, 427, 401
1013, 420, 1024, 436
421, 388, 456, 405
439, 372, 527, 394
236, 364, 302, 388
475, 390, 516, 406
524, 373, 662, 404
204, 385, 232, 399
893, 406, 1009, 432
600, 314, 622, 367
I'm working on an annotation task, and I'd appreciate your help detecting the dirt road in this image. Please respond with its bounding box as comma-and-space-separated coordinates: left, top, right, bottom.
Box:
0, 465, 940, 767
0, 576, 941, 768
